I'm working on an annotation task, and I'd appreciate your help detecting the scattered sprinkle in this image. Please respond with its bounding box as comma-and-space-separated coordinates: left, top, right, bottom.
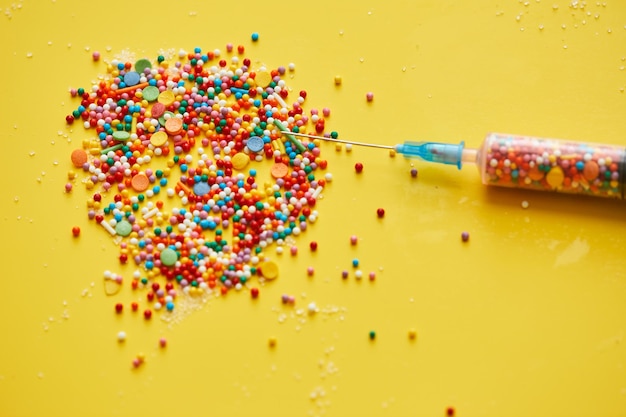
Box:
461, 231, 470, 242
63, 43, 336, 350
521, 200, 529, 209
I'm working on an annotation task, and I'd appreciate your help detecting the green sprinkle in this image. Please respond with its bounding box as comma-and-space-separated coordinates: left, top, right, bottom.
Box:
273, 119, 306, 152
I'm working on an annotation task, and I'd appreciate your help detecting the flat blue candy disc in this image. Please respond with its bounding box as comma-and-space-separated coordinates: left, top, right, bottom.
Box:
193, 182, 210, 196
123, 71, 141, 86
246, 136, 264, 153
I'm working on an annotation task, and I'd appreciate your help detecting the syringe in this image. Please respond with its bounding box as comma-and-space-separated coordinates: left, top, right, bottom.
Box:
282, 131, 626, 199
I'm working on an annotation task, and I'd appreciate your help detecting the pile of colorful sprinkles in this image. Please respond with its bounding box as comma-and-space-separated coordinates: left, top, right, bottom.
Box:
66, 43, 333, 317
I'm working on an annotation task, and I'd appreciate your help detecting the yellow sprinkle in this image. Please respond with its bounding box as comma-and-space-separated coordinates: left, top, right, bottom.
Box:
231, 152, 250, 170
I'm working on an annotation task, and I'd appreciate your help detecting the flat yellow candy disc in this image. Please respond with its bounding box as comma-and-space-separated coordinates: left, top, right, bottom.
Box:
546, 166, 564, 189
260, 261, 279, 280
255, 70, 272, 88
158, 90, 175, 106
104, 278, 121, 296
231, 152, 250, 170
150, 131, 168, 147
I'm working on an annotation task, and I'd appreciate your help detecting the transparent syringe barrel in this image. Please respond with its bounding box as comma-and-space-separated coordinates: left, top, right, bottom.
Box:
477, 133, 626, 198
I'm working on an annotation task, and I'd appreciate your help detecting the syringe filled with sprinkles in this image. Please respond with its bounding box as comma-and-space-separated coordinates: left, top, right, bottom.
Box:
283, 131, 626, 199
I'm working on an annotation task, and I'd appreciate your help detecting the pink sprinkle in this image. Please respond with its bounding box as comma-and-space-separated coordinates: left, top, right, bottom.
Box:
322, 108, 331, 117
350, 235, 358, 245
307, 266, 314, 276
369, 272, 376, 281
366, 92, 374, 102
159, 338, 167, 348
92, 51, 100, 61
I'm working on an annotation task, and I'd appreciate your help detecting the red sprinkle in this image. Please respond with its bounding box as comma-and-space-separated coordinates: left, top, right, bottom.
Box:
71, 226, 80, 237
376, 208, 385, 218
115, 303, 123, 313
251, 287, 259, 298
143, 309, 152, 320
446, 407, 455, 416
131, 302, 139, 311
355, 162, 363, 173
309, 241, 318, 251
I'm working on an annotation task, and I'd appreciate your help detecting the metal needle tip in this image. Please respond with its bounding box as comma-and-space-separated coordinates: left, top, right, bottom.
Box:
279, 131, 393, 150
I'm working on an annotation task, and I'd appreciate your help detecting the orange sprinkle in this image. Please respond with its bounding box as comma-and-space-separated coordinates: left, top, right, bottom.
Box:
131, 172, 150, 192
270, 163, 289, 179
177, 181, 191, 195
114, 82, 149, 95
71, 149, 88, 167
165, 118, 183, 135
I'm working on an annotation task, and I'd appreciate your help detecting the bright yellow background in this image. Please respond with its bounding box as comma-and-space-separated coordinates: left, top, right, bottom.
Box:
2, 1, 626, 416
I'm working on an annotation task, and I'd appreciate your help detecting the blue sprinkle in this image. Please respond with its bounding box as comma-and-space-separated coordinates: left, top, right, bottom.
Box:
246, 136, 264, 153
251, 32, 259, 41
193, 182, 210, 196
123, 71, 140, 87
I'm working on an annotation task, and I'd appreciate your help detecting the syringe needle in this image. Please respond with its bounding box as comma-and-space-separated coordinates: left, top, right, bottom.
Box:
282, 131, 394, 150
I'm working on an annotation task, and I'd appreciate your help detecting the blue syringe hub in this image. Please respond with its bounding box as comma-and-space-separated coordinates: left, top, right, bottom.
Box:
395, 141, 466, 169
